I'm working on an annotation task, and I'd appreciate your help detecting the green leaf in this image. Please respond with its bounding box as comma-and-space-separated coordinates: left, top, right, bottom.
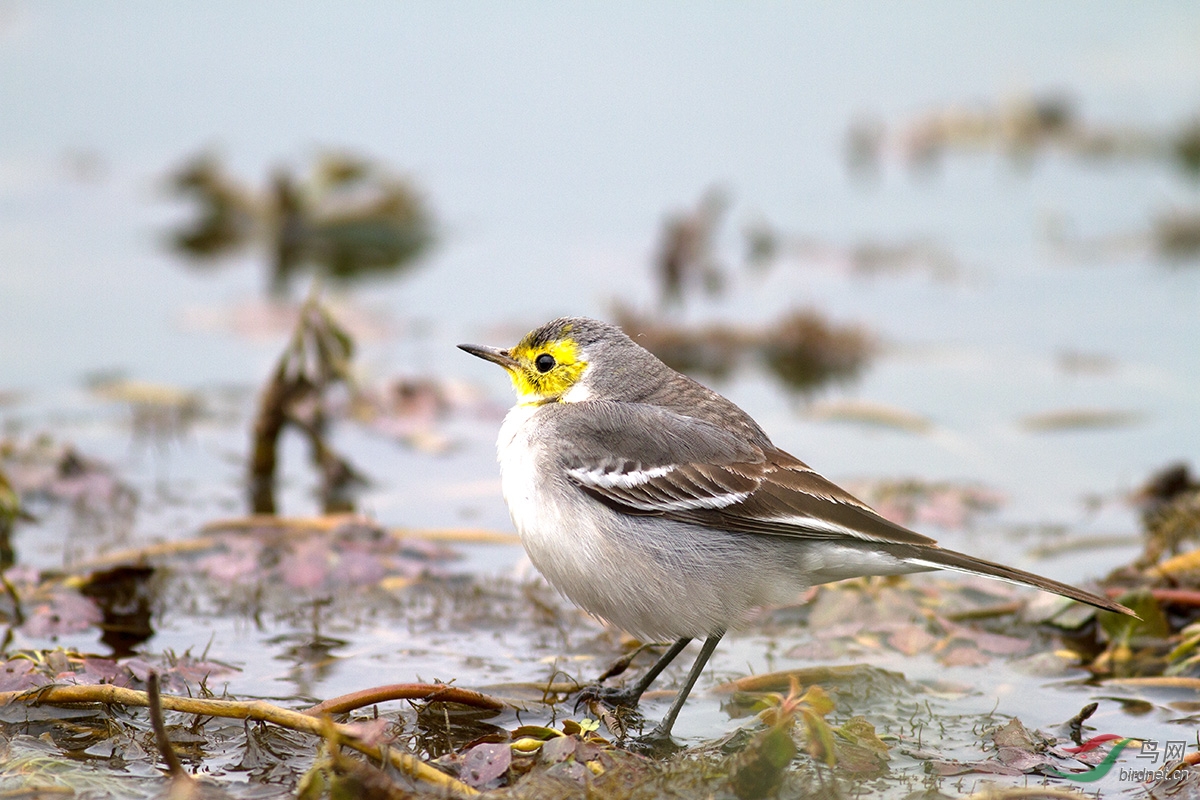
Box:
1099, 591, 1170, 641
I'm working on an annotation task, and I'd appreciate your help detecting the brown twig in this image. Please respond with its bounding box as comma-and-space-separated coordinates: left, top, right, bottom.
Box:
147, 671, 194, 790
712, 665, 873, 694
963, 789, 1100, 800
1, 683, 475, 796
202, 513, 520, 544
305, 683, 507, 716
1141, 588, 1200, 607
941, 601, 1024, 622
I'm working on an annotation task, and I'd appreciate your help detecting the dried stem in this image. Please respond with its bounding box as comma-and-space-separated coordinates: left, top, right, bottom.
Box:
1, 683, 476, 796
305, 683, 506, 716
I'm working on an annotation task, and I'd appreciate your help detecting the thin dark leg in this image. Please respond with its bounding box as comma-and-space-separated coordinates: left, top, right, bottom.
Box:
647, 630, 724, 742
577, 637, 692, 710
625, 637, 692, 701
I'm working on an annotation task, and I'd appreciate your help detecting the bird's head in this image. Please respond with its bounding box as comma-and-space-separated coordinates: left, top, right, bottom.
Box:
459, 317, 645, 405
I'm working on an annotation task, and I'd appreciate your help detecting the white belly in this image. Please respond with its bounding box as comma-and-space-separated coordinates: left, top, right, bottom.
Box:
493, 403, 920, 639
497, 403, 609, 590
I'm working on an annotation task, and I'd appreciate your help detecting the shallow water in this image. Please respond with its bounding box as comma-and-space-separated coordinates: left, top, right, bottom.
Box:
3, 3, 1200, 796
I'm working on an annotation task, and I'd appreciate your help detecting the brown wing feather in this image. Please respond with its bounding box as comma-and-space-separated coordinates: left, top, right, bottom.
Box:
570, 443, 938, 546
664, 449, 939, 547
879, 542, 1134, 616
560, 408, 1135, 617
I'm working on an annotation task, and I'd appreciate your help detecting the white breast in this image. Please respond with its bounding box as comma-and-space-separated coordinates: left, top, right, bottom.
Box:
495, 403, 619, 608
496, 403, 543, 539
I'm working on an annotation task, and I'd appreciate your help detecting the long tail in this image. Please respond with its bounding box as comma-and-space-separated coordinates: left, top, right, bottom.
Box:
883, 543, 1136, 617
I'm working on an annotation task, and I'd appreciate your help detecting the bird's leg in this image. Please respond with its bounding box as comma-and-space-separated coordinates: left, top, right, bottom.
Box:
634, 630, 725, 753
577, 637, 692, 710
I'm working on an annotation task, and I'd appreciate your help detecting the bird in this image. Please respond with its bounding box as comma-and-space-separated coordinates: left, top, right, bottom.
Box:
459, 316, 1133, 747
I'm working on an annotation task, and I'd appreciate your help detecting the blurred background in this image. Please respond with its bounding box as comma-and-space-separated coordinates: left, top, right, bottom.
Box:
5, 5, 1200, 788
3, 2, 1200, 581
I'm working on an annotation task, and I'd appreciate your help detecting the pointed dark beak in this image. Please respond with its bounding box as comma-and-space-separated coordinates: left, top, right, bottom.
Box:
458, 343, 520, 370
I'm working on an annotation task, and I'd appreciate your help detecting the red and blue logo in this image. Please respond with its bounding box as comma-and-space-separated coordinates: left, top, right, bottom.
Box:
1046, 735, 1134, 782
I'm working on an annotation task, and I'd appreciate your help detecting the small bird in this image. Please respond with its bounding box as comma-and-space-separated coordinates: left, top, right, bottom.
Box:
460, 317, 1132, 746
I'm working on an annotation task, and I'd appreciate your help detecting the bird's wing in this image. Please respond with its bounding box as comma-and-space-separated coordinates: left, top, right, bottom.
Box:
557, 401, 1135, 617
556, 401, 937, 547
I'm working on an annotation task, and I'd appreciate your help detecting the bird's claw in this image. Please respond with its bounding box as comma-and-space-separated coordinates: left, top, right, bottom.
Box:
623, 727, 683, 757
573, 683, 642, 713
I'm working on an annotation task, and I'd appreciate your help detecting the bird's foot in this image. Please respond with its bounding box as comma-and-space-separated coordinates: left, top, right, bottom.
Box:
623, 726, 684, 758
573, 683, 643, 712
573, 684, 647, 743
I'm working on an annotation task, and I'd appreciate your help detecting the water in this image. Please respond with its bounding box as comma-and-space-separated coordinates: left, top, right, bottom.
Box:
3, 3, 1200, 795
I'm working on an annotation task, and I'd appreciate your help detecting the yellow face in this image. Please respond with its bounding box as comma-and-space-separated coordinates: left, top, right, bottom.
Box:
505, 334, 588, 404
459, 325, 590, 405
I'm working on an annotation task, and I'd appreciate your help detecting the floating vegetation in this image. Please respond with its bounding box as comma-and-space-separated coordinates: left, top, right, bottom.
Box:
168, 151, 435, 296
249, 290, 365, 515
352, 375, 488, 455
764, 578, 1046, 670
1129, 462, 1200, 570
1019, 408, 1144, 432
0, 469, 20, 571
924, 717, 1117, 779
805, 400, 933, 434
0, 636, 1119, 799
842, 478, 1005, 530
615, 308, 873, 394
0, 437, 136, 514
1046, 207, 1200, 264
654, 186, 729, 308
868, 93, 1200, 177
1176, 120, 1200, 176
745, 221, 961, 280
3, 503, 1198, 797
1026, 462, 1200, 689
761, 312, 874, 392
86, 375, 203, 445
169, 152, 258, 257
187, 514, 460, 595
1154, 210, 1200, 259
0, 436, 138, 569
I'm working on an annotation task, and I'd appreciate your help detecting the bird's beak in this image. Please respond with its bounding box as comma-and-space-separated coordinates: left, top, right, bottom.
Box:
458, 343, 520, 371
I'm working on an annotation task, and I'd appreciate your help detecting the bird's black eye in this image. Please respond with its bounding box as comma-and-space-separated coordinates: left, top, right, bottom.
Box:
535, 353, 556, 373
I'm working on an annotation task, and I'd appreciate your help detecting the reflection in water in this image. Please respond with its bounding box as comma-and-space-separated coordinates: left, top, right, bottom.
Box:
615, 308, 871, 394
86, 376, 203, 449
168, 152, 435, 296
77, 565, 157, 658
270, 626, 349, 700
